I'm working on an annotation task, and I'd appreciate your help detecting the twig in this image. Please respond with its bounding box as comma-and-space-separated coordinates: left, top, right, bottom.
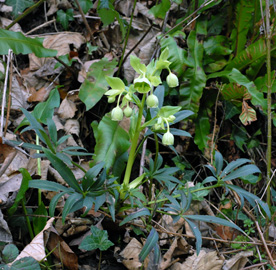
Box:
25, 19, 56, 35
3, 55, 13, 136
74, 0, 96, 45
210, 85, 221, 165
255, 221, 276, 268
0, 50, 12, 138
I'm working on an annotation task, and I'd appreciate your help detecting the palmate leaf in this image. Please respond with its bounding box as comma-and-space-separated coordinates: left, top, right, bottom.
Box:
0, 29, 57, 57
6, 0, 34, 17
80, 226, 114, 251
222, 164, 261, 182
185, 215, 243, 255
226, 184, 271, 219
92, 115, 130, 169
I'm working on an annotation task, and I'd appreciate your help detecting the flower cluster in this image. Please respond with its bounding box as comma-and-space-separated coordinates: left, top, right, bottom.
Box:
104, 48, 180, 145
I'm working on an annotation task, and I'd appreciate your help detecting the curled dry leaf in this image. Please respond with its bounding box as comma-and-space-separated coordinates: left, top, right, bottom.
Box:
44, 220, 78, 270
223, 251, 253, 270
0, 209, 12, 243
65, 119, 80, 136
58, 97, 77, 119
120, 238, 143, 270
174, 250, 224, 270
9, 218, 55, 264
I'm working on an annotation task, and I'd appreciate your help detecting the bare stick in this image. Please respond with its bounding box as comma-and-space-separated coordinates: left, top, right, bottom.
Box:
255, 221, 276, 268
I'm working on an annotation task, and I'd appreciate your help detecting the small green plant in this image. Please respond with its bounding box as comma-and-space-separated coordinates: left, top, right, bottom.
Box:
0, 243, 41, 270
79, 226, 114, 270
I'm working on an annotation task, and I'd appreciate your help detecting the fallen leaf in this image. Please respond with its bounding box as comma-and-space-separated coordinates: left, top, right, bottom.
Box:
58, 97, 77, 119
223, 250, 253, 270
44, 223, 78, 270
10, 218, 55, 264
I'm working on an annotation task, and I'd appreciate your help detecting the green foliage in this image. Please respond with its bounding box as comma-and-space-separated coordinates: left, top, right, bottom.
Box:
97, 0, 126, 38
6, 0, 34, 18
7, 168, 31, 216
230, 0, 254, 55
79, 226, 114, 251
149, 0, 171, 19
75, 0, 93, 14
0, 29, 57, 57
92, 115, 131, 170
0, 244, 40, 270
79, 58, 117, 110
179, 31, 207, 114
56, 9, 74, 30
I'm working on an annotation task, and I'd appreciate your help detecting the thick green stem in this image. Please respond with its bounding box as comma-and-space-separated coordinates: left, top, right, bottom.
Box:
123, 94, 146, 187
265, 0, 272, 215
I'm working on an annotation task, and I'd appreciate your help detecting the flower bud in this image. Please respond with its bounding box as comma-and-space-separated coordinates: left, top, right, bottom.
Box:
111, 106, 123, 121
108, 96, 116, 103
146, 94, 159, 108
166, 72, 179, 88
124, 106, 133, 117
162, 131, 174, 145
167, 115, 176, 122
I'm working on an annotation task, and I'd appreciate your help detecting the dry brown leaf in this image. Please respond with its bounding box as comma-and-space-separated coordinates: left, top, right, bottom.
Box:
0, 17, 21, 31
223, 251, 253, 270
120, 238, 143, 270
9, 218, 55, 264
65, 119, 80, 136
44, 221, 78, 270
29, 32, 85, 71
58, 97, 77, 119
27, 86, 51, 102
179, 250, 224, 270
46, 0, 72, 16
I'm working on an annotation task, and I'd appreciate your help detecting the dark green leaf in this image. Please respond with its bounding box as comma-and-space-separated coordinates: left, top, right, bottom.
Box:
33, 88, 60, 125
2, 244, 19, 264
222, 164, 261, 182
0, 29, 56, 57
7, 168, 31, 215
77, 0, 93, 13
43, 148, 82, 193
185, 218, 202, 255
79, 58, 117, 110
10, 256, 41, 270
215, 151, 223, 175
6, 0, 34, 17
62, 193, 83, 223
139, 228, 159, 262
220, 158, 252, 178
56, 9, 74, 30
149, 0, 171, 19
29, 180, 71, 192
92, 115, 130, 169
79, 226, 114, 251
33, 203, 47, 235
49, 191, 68, 216
120, 208, 151, 226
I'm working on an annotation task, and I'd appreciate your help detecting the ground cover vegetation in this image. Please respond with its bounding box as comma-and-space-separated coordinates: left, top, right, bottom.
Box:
0, 0, 276, 269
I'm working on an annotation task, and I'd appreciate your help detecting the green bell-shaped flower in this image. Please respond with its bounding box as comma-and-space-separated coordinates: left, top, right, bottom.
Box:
134, 76, 152, 93
162, 131, 174, 145
124, 106, 133, 117
166, 72, 179, 88
111, 106, 123, 121
108, 96, 116, 103
146, 94, 159, 108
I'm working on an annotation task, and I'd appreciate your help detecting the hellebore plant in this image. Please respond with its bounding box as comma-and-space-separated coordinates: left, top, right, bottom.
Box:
104, 47, 192, 199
